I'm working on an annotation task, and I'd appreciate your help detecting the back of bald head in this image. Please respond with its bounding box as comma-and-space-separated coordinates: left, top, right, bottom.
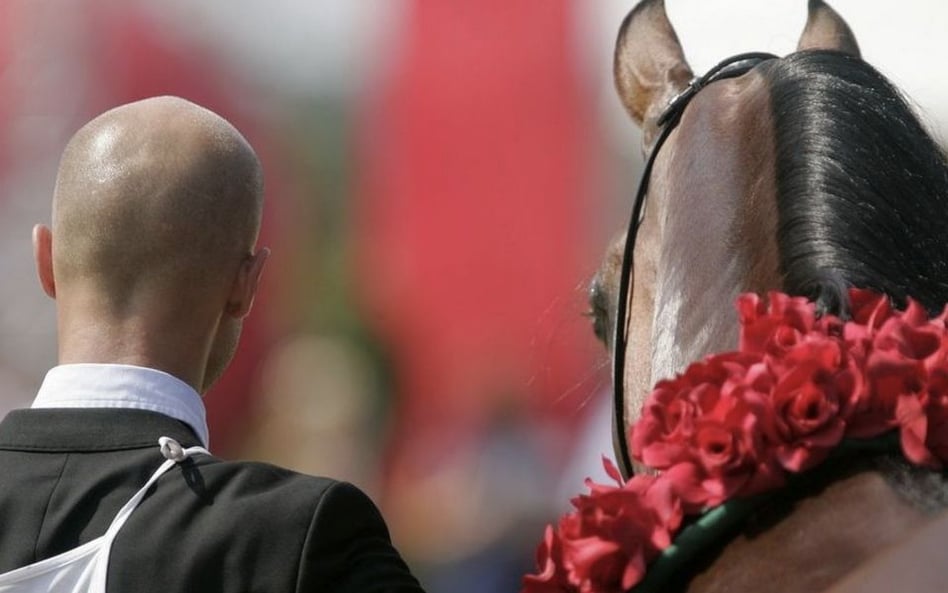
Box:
52, 96, 263, 307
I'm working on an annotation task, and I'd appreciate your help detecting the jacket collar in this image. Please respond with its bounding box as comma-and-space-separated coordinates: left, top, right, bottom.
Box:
0, 408, 203, 452
32, 364, 209, 448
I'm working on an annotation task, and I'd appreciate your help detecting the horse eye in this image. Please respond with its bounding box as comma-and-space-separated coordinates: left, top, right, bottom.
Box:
587, 280, 609, 345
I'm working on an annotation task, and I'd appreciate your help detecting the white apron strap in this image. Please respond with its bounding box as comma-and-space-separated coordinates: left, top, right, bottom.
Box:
89, 437, 209, 591
0, 437, 208, 593
102, 437, 208, 541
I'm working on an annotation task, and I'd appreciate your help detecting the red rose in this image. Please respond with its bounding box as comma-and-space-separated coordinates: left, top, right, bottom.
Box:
634, 355, 783, 509
738, 292, 824, 356
631, 378, 701, 470
874, 302, 941, 361
522, 525, 571, 593
896, 368, 948, 468
923, 371, 948, 465
587, 457, 681, 536
523, 459, 684, 593
690, 383, 784, 503
848, 289, 894, 329
921, 320, 948, 376
842, 291, 894, 365
846, 313, 931, 438
559, 471, 676, 593
768, 339, 854, 471
896, 391, 934, 467
632, 353, 762, 471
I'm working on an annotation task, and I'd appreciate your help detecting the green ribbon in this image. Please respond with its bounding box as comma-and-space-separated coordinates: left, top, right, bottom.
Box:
630, 433, 903, 593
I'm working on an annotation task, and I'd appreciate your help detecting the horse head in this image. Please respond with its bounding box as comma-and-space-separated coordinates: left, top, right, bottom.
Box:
591, 0, 948, 590
598, 0, 948, 462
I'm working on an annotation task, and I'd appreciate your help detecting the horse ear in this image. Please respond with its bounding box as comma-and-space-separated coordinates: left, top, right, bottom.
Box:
614, 0, 693, 134
797, 0, 861, 57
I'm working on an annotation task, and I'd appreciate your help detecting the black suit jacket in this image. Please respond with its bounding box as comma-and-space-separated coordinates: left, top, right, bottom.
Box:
0, 408, 425, 592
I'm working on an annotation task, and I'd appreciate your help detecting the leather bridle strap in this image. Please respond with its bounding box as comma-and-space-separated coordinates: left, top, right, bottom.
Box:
612, 52, 779, 479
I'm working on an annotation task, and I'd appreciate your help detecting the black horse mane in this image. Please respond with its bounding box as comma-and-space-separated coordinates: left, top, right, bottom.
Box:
760, 50, 948, 315
754, 51, 948, 511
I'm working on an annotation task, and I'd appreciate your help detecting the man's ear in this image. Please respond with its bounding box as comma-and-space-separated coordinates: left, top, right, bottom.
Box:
33, 224, 55, 299
225, 247, 270, 319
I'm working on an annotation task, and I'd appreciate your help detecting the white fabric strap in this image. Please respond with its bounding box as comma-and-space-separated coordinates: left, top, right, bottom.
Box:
89, 437, 209, 590
0, 437, 208, 593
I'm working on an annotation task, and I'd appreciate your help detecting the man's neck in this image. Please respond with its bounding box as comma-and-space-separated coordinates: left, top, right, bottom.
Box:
57, 311, 213, 394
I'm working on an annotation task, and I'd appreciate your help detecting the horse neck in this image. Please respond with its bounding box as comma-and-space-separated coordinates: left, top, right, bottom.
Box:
684, 469, 928, 593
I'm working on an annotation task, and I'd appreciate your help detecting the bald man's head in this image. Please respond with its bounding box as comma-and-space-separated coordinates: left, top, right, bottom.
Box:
51, 96, 263, 305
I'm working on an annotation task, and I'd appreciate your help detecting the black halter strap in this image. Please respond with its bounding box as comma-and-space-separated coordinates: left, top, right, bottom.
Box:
612, 52, 779, 479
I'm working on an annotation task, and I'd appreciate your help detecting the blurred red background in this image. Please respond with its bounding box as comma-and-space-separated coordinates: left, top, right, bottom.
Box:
0, 2, 615, 590
4, 1, 941, 591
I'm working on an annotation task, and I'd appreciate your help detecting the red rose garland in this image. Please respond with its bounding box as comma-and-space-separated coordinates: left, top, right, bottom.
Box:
523, 289, 948, 593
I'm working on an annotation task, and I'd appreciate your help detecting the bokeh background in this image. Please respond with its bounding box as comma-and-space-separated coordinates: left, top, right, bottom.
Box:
1, 1, 946, 591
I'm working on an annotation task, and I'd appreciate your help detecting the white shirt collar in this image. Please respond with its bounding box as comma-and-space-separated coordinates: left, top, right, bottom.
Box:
32, 363, 210, 448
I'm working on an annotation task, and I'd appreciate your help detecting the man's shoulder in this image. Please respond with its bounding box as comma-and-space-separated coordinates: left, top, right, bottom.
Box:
189, 455, 370, 514
198, 455, 338, 486
114, 454, 422, 592
135, 454, 389, 557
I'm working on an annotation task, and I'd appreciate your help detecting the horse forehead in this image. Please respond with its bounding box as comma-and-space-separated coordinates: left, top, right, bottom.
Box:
665, 71, 772, 179
653, 69, 776, 252
641, 69, 779, 378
